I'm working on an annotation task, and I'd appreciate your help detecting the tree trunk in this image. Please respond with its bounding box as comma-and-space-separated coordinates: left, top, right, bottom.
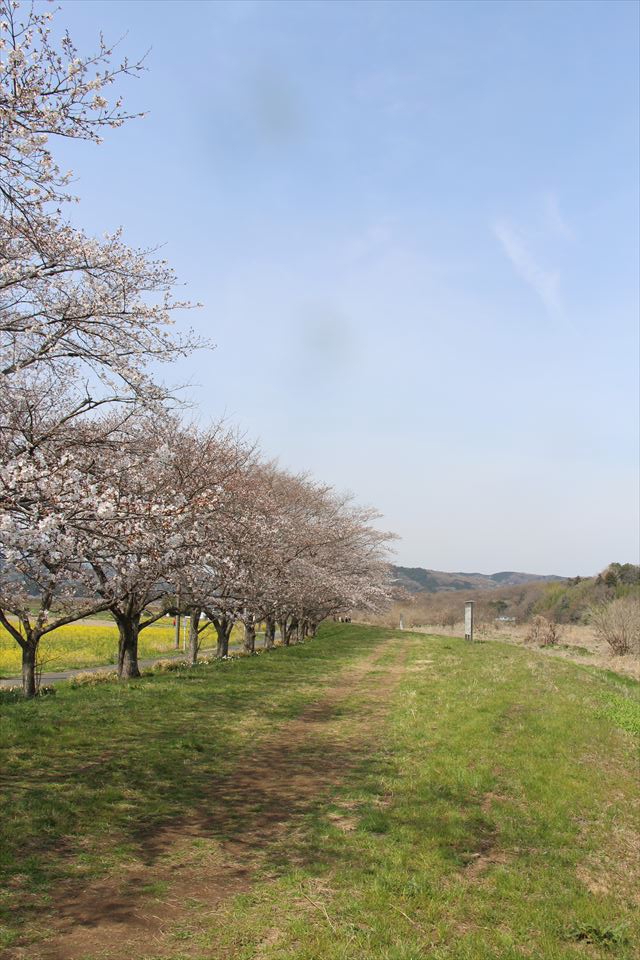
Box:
174, 586, 181, 648
288, 617, 298, 644
309, 621, 318, 639
264, 615, 276, 650
216, 631, 228, 658
213, 617, 232, 658
279, 619, 289, 647
115, 614, 141, 679
243, 616, 256, 654
22, 642, 37, 698
188, 606, 202, 666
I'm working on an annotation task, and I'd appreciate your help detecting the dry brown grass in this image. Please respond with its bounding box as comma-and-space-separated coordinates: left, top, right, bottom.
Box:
375, 619, 640, 680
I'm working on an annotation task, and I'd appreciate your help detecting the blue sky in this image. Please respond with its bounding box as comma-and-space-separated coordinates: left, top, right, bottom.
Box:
55, 0, 638, 575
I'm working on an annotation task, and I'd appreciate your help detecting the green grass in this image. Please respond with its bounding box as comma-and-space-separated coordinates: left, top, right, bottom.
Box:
598, 693, 640, 736
0, 625, 638, 959
0, 619, 243, 676
194, 635, 639, 960
0, 625, 384, 950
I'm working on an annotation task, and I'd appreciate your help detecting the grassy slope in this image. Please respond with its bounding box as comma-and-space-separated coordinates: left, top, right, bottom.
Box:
1, 625, 638, 959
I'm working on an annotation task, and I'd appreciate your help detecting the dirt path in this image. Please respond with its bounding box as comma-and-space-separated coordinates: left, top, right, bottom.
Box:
20, 636, 411, 960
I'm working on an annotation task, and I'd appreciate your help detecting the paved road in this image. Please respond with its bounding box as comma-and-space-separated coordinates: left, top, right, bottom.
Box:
0, 642, 250, 688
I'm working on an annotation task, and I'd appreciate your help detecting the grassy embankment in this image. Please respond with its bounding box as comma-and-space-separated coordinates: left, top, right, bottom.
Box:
0, 620, 244, 677
0, 624, 638, 959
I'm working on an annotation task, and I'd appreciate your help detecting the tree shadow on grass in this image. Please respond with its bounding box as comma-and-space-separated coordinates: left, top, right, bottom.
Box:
0, 629, 396, 954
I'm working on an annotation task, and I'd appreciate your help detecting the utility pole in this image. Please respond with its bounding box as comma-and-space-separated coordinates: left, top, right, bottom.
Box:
174, 585, 181, 649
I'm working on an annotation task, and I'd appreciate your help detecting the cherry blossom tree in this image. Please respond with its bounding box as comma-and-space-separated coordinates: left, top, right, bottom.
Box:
267, 483, 394, 642
0, 434, 114, 696
2, 409, 207, 691
0, 386, 159, 696
203, 464, 396, 652
0, 1, 209, 694
0, 3, 397, 699
0, 0, 145, 217
0, 1, 207, 439
165, 424, 258, 664
0, 404, 395, 695
71, 413, 213, 679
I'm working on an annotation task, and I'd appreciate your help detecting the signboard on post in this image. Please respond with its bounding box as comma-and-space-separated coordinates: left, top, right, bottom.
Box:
464, 601, 474, 642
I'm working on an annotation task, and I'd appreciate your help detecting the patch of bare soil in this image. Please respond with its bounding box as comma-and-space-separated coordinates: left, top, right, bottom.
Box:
463, 848, 509, 880
17, 638, 410, 960
456, 793, 511, 882
575, 818, 640, 906
325, 811, 358, 832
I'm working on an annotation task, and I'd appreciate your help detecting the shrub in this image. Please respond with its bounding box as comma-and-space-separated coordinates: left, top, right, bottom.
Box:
589, 596, 640, 656
0, 684, 56, 702
71, 671, 118, 687
525, 615, 561, 647
152, 658, 188, 673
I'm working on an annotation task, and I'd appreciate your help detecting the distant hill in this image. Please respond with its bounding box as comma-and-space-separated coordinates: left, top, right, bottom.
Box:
388, 563, 639, 627
390, 565, 564, 595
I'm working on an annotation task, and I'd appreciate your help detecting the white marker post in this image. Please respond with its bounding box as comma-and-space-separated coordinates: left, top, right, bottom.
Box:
464, 601, 474, 642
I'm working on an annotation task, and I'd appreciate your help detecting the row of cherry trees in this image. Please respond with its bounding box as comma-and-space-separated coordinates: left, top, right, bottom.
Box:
0, 2, 394, 696
0, 408, 393, 696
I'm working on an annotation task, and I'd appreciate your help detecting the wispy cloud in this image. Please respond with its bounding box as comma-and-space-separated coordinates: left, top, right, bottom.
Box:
493, 219, 562, 317
543, 192, 573, 241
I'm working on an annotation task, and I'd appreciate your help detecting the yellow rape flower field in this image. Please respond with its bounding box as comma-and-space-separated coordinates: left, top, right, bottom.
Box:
0, 618, 236, 676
